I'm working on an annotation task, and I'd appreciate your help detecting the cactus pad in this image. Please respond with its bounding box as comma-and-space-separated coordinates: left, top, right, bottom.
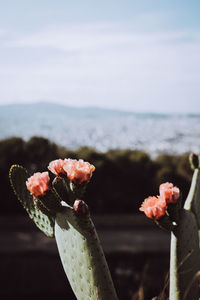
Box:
170, 209, 200, 300
55, 206, 118, 300
9, 165, 55, 237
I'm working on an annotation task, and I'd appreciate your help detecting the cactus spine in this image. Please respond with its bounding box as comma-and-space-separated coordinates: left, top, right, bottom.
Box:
9, 162, 118, 300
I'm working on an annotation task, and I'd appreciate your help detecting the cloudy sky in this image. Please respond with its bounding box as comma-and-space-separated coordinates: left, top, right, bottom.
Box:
0, 0, 200, 113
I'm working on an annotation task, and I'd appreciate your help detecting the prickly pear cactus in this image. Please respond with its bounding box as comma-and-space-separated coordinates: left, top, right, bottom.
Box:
9, 160, 118, 300
139, 153, 200, 300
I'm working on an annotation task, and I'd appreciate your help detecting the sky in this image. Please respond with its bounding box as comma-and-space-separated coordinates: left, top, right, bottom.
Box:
0, 0, 200, 113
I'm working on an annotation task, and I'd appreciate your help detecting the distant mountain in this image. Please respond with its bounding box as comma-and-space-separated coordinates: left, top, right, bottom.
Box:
1, 101, 198, 118
0, 102, 200, 155
0, 102, 132, 118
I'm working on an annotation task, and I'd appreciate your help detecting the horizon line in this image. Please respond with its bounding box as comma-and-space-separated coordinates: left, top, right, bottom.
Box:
0, 100, 200, 116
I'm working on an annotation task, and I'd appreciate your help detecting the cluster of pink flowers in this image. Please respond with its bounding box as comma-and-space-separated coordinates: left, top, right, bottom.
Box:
48, 158, 95, 184
140, 182, 180, 220
26, 158, 95, 198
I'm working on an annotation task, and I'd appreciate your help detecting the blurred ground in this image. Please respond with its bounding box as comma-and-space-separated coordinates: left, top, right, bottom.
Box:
0, 214, 170, 300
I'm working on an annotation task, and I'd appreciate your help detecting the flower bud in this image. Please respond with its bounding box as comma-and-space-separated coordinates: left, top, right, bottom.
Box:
73, 199, 89, 216
189, 153, 199, 170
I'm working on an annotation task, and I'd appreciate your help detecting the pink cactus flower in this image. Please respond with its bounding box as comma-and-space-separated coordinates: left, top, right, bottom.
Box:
139, 196, 167, 220
48, 159, 66, 176
159, 182, 180, 204
63, 159, 95, 184
26, 172, 50, 198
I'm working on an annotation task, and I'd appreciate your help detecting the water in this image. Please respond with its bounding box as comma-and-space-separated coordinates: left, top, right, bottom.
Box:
0, 102, 200, 156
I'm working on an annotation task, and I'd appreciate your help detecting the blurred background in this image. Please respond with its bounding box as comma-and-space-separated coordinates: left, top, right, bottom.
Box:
0, 1, 200, 299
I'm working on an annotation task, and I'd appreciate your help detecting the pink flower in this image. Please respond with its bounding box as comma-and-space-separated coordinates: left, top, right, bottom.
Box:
159, 182, 180, 204
26, 172, 50, 198
139, 196, 167, 220
63, 159, 95, 184
48, 159, 66, 176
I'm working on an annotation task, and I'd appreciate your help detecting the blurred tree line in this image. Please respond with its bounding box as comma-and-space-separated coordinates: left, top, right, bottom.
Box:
0, 136, 193, 215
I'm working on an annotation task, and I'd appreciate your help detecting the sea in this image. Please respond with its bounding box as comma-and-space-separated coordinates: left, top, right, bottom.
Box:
0, 102, 200, 157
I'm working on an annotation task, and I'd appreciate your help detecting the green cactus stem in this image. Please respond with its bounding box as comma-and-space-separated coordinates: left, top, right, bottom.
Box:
169, 209, 200, 300
169, 154, 200, 300
184, 168, 200, 228
38, 189, 63, 215
155, 213, 175, 231
55, 205, 118, 300
52, 176, 69, 204
189, 153, 199, 170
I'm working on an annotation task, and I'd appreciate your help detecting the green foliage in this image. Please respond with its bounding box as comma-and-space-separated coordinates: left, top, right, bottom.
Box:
25, 136, 58, 172
0, 137, 26, 169
155, 154, 191, 203
0, 136, 192, 215
0, 137, 60, 214
0, 137, 27, 213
